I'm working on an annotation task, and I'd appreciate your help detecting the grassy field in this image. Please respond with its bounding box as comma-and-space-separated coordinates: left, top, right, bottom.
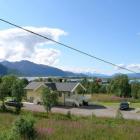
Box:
90, 94, 140, 102
0, 111, 140, 140
90, 94, 140, 108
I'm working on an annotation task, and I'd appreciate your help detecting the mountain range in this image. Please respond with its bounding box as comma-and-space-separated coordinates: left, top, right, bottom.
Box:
0, 60, 84, 77
0, 60, 140, 78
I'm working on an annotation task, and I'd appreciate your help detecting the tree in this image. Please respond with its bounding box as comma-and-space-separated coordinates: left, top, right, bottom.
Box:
0, 81, 8, 111
99, 85, 107, 93
131, 81, 140, 99
2, 75, 17, 96
81, 78, 90, 93
12, 79, 25, 113
42, 87, 58, 113
108, 75, 131, 97
0, 77, 2, 83
20, 78, 29, 87
47, 77, 53, 82
90, 80, 101, 94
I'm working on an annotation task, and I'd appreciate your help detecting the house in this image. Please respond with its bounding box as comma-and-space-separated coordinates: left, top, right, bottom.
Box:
25, 82, 86, 105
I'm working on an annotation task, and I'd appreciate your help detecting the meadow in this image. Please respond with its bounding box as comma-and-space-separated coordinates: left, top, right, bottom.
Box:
90, 94, 140, 108
0, 111, 140, 140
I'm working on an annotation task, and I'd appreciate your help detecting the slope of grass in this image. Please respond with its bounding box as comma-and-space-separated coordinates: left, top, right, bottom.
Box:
0, 111, 140, 140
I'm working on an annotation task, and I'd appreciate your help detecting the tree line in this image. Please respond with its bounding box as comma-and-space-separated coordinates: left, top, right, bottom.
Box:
0, 75, 58, 114
0, 75, 28, 113
81, 75, 140, 99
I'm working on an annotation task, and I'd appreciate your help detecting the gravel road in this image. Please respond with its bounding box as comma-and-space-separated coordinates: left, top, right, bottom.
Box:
23, 102, 140, 120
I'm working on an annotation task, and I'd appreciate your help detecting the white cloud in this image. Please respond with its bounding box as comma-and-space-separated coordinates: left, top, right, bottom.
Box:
127, 64, 140, 71
0, 26, 66, 65
114, 64, 126, 70
59, 66, 98, 73
115, 64, 140, 72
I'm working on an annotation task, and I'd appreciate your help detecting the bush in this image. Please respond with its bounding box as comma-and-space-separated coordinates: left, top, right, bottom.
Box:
115, 109, 124, 120
12, 114, 36, 140
66, 111, 72, 119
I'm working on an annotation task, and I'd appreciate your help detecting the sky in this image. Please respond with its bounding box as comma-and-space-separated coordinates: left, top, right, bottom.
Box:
0, 0, 140, 75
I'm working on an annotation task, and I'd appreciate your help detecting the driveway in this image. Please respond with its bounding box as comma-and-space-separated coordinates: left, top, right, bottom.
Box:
23, 102, 140, 120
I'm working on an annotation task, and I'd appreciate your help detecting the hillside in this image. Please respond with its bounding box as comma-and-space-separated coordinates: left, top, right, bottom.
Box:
1, 60, 140, 78
0, 64, 8, 76
0, 60, 84, 77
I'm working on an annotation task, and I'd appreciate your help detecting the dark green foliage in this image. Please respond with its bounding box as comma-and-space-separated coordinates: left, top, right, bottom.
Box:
12, 79, 26, 113
0, 82, 8, 111
99, 85, 107, 93
20, 78, 29, 87
81, 78, 107, 94
81, 78, 92, 93
2, 75, 17, 96
90, 80, 101, 93
48, 77, 53, 82
13, 114, 36, 140
108, 75, 131, 97
0, 75, 17, 111
131, 81, 140, 99
42, 87, 58, 113
0, 75, 25, 113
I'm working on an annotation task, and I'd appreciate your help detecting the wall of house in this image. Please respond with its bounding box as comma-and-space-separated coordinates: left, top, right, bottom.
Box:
26, 86, 43, 104
74, 84, 85, 95
27, 87, 65, 104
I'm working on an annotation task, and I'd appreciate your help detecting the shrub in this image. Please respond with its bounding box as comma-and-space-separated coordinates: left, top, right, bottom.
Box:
66, 111, 72, 119
12, 114, 36, 140
91, 113, 96, 120
115, 109, 124, 120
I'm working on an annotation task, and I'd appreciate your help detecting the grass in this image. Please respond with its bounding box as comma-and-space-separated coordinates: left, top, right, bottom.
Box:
0, 94, 140, 139
90, 94, 140, 103
90, 94, 140, 109
0, 111, 140, 140
96, 102, 140, 108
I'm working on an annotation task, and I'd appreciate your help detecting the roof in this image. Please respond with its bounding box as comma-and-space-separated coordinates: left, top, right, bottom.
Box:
24, 82, 45, 90
55, 82, 79, 92
25, 82, 85, 92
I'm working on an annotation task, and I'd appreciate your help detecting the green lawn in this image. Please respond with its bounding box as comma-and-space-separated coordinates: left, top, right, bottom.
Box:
90, 94, 140, 109
94, 102, 140, 108
0, 111, 140, 140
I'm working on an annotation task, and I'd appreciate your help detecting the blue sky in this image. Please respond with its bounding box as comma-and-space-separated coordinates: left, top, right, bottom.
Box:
0, 0, 140, 74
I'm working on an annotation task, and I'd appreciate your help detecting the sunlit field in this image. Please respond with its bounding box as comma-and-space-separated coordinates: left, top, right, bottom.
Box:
90, 94, 140, 108
0, 111, 140, 140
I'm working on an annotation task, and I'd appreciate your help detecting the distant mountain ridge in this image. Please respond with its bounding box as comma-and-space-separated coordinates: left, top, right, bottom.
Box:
0, 64, 8, 75
0, 60, 84, 77
0, 60, 140, 78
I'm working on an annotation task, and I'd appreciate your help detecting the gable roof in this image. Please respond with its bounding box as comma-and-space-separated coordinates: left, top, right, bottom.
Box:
55, 82, 79, 92
25, 82, 85, 92
24, 82, 45, 90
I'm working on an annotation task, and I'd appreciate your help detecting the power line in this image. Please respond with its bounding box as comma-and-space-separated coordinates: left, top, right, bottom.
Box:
0, 18, 137, 73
